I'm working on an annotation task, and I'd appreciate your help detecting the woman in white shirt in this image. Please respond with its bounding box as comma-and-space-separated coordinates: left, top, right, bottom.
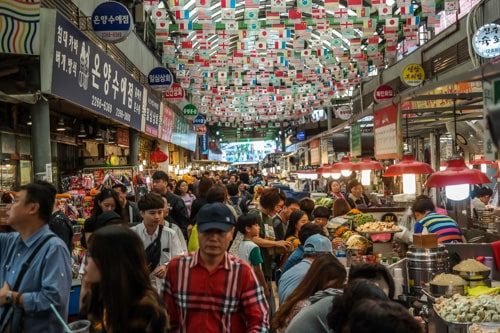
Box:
471, 187, 493, 218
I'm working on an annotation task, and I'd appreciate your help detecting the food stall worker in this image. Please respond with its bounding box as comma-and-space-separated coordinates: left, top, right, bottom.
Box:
471, 187, 493, 218
412, 196, 464, 243
326, 180, 346, 200
346, 180, 372, 209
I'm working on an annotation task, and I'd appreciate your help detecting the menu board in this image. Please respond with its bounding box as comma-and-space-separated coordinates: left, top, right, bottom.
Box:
374, 104, 402, 160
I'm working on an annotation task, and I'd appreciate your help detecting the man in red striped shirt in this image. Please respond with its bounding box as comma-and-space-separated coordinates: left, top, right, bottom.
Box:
164, 202, 269, 332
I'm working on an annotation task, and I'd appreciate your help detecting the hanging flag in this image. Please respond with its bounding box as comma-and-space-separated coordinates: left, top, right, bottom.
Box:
175, 10, 190, 20
334, 7, 349, 18
399, 4, 414, 18
385, 17, 399, 28
421, 0, 436, 16
197, 0, 210, 7
288, 9, 302, 20
152, 6, 167, 21
378, 5, 392, 17
221, 8, 236, 20
362, 18, 376, 36
297, 0, 312, 13
347, 0, 363, 8
245, 0, 260, 8
181, 40, 193, 49
316, 20, 330, 32
198, 8, 212, 21
156, 19, 169, 31
266, 12, 281, 24
279, 29, 293, 40
405, 16, 420, 27
225, 20, 238, 32
324, 0, 340, 11
356, 7, 371, 17
169, 0, 185, 8
245, 8, 259, 21
312, 8, 326, 20
445, 0, 459, 13
255, 38, 267, 50
221, 0, 236, 8
271, 0, 286, 11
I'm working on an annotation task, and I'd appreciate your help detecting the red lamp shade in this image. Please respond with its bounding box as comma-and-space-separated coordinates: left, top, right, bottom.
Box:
383, 154, 434, 177
331, 156, 355, 172
425, 156, 490, 187
150, 148, 168, 163
352, 157, 383, 171
470, 157, 497, 167
317, 164, 333, 174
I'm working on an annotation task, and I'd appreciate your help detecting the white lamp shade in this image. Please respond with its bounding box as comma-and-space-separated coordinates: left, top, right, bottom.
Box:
481, 164, 487, 173
341, 169, 352, 177
322, 173, 333, 178
445, 184, 470, 201
402, 174, 416, 195
332, 172, 341, 180
361, 170, 371, 186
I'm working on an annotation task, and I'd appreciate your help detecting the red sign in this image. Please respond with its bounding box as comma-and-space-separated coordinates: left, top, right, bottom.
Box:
373, 84, 395, 103
116, 128, 129, 147
163, 83, 185, 100
374, 104, 402, 160
196, 125, 207, 135
160, 106, 175, 142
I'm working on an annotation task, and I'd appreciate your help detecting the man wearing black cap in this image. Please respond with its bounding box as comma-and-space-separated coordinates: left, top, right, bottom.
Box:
164, 202, 269, 332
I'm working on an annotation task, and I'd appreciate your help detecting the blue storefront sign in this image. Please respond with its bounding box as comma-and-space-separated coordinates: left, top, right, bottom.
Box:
91, 1, 133, 43
192, 113, 206, 126
148, 67, 173, 91
50, 12, 143, 130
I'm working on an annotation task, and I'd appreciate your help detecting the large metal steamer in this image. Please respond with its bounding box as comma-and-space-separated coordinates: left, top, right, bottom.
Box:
406, 245, 450, 295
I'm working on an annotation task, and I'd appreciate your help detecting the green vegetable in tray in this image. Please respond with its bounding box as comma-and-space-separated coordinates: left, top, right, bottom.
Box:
349, 213, 376, 228
315, 197, 334, 209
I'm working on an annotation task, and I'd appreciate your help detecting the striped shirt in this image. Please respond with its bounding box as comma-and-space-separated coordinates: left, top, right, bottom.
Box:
164, 251, 269, 333
414, 212, 463, 243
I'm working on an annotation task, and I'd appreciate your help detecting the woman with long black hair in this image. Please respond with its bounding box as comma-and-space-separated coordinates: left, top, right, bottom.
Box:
81, 225, 167, 333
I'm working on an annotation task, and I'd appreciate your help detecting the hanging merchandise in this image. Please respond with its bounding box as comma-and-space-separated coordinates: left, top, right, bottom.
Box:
150, 147, 168, 163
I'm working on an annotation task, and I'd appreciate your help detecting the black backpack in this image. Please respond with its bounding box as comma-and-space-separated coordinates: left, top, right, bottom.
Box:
49, 211, 74, 253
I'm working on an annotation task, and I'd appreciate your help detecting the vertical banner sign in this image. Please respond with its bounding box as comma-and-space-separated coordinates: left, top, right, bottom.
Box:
91, 1, 133, 43
374, 104, 402, 160
350, 123, 362, 157
200, 133, 209, 155
49, 13, 143, 130
143, 91, 161, 137
482, 80, 499, 160
320, 138, 329, 165
160, 105, 175, 143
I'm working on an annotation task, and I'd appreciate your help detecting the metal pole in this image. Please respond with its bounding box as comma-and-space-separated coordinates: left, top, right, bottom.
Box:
129, 129, 139, 166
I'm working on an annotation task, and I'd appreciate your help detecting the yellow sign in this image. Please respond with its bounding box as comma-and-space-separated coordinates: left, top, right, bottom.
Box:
401, 63, 425, 87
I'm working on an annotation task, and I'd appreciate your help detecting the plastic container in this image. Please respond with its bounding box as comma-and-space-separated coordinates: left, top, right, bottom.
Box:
393, 267, 404, 300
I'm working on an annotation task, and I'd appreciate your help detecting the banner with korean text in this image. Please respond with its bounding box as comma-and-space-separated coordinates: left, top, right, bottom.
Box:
47, 12, 145, 130
374, 104, 402, 160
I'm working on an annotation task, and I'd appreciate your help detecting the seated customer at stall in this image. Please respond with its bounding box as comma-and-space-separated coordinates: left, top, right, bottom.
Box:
412, 195, 465, 243
471, 187, 493, 218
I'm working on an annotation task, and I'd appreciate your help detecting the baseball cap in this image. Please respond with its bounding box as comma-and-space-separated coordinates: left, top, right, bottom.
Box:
303, 234, 333, 254
197, 203, 236, 233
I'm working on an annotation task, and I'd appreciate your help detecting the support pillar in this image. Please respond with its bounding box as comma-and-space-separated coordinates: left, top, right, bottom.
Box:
129, 129, 139, 166
30, 99, 52, 181
429, 131, 441, 205
327, 107, 333, 130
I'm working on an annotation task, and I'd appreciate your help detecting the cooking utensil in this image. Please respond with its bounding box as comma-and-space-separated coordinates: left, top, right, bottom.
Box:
453, 270, 490, 281
429, 283, 465, 297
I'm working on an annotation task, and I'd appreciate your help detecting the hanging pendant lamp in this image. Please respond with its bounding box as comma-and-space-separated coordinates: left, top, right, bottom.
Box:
352, 157, 384, 186
331, 156, 355, 177
470, 156, 497, 173
426, 155, 490, 201
318, 164, 342, 180
383, 153, 434, 195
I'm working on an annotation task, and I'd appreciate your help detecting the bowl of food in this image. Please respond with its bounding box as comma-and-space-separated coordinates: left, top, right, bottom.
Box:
429, 274, 466, 297
453, 259, 491, 280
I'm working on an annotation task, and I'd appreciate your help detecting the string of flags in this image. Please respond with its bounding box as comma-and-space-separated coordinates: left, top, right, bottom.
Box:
143, 0, 455, 127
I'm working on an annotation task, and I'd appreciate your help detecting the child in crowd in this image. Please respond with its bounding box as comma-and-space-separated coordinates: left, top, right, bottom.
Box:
313, 206, 331, 236
237, 213, 270, 298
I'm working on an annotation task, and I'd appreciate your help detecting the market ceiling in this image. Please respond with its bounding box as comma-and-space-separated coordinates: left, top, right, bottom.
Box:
148, 0, 447, 128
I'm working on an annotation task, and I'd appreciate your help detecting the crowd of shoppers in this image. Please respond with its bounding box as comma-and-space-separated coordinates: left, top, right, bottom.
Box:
0, 168, 424, 332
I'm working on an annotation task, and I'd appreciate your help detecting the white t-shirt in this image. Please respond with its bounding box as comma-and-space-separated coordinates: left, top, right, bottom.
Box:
131, 223, 185, 292
238, 239, 263, 267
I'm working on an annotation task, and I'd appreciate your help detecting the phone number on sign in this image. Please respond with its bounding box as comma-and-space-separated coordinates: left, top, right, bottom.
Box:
91, 95, 112, 114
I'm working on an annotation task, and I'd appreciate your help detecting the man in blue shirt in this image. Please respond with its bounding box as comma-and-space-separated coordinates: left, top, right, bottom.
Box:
280, 223, 325, 274
0, 183, 72, 333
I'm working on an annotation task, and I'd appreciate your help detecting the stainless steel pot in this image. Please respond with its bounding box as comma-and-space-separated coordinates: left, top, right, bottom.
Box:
429, 283, 465, 297
407, 245, 450, 295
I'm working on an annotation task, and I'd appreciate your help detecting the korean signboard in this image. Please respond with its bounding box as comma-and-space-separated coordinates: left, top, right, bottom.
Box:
334, 105, 352, 121
473, 24, 500, 59
183, 104, 198, 118
374, 104, 402, 160
143, 91, 161, 137
48, 13, 143, 130
401, 64, 425, 87
160, 105, 175, 143
350, 123, 362, 157
192, 114, 206, 126
200, 133, 209, 155
148, 67, 173, 91
163, 83, 185, 101
91, 1, 133, 43
373, 85, 395, 103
